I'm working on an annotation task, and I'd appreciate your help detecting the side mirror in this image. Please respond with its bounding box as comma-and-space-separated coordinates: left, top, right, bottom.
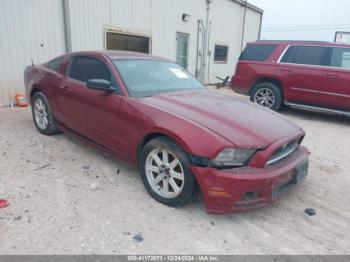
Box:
86, 79, 114, 93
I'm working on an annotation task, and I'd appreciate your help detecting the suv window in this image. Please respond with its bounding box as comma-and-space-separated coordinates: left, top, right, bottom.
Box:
280, 46, 297, 63
330, 47, 350, 69
239, 44, 277, 61
46, 56, 65, 72
281, 45, 327, 66
68, 57, 112, 83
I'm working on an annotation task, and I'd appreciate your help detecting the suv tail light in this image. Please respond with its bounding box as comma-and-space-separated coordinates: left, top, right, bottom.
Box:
235, 62, 241, 75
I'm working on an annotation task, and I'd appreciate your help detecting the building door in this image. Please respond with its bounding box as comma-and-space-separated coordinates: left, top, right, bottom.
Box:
176, 33, 189, 69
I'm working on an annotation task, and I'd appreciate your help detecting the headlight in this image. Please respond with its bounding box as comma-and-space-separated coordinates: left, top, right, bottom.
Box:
211, 148, 257, 168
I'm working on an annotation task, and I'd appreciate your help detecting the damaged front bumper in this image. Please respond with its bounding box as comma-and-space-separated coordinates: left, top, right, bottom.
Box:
190, 146, 310, 214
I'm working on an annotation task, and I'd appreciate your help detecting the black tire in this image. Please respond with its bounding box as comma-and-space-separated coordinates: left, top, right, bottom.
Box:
31, 92, 60, 135
139, 137, 197, 207
250, 82, 283, 111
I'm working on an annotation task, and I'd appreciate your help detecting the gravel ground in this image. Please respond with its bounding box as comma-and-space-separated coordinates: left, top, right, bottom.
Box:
0, 87, 350, 255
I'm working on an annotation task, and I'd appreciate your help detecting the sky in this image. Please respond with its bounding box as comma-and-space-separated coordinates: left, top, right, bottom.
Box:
248, 0, 350, 42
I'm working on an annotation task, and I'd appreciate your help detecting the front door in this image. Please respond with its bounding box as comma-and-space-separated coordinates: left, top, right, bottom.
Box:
176, 33, 189, 69
55, 56, 122, 151
279, 45, 328, 106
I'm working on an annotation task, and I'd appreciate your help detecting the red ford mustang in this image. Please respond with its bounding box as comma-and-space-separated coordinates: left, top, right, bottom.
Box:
24, 51, 309, 213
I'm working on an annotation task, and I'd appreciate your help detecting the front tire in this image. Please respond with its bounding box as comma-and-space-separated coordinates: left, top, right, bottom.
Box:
250, 82, 283, 111
139, 137, 197, 207
31, 92, 60, 135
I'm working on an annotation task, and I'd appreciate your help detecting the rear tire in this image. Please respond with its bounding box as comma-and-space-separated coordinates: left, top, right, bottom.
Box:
250, 82, 283, 111
139, 137, 197, 207
31, 92, 60, 135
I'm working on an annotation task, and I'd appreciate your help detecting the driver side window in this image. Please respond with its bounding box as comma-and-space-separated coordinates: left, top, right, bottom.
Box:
68, 56, 120, 92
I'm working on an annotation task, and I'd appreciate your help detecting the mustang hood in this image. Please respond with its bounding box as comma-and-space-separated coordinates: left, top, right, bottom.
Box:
142, 90, 303, 148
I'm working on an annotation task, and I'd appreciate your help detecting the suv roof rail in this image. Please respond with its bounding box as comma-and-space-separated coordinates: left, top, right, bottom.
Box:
255, 40, 330, 44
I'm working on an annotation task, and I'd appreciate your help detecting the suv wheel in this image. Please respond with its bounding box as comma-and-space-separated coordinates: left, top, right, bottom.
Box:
139, 137, 197, 207
32, 92, 60, 135
250, 82, 283, 110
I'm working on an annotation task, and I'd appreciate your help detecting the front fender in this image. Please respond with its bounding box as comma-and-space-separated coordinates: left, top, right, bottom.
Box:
118, 98, 234, 163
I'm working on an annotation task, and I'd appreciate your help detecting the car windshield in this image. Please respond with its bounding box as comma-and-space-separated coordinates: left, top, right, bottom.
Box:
113, 59, 206, 98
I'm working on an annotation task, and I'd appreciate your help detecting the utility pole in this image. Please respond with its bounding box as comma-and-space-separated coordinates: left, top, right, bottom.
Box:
202, 0, 212, 84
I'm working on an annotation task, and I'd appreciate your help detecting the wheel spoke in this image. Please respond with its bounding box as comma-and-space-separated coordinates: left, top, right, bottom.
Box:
147, 165, 159, 173
38, 100, 44, 110
162, 150, 169, 164
152, 175, 163, 186
35, 103, 41, 111
162, 179, 169, 194
38, 117, 44, 127
170, 170, 183, 181
169, 158, 179, 169
169, 178, 180, 194
42, 116, 48, 127
152, 153, 162, 166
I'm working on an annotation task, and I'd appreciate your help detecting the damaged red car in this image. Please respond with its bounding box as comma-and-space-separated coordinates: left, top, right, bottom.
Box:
24, 51, 309, 213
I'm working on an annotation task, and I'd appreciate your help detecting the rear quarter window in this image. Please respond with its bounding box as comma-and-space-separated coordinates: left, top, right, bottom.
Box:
46, 56, 65, 72
280, 45, 328, 66
239, 44, 278, 61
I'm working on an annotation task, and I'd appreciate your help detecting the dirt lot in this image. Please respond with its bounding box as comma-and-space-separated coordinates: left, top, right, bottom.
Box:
1, 88, 350, 255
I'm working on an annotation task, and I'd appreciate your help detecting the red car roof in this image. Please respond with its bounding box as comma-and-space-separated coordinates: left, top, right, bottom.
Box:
67, 50, 171, 61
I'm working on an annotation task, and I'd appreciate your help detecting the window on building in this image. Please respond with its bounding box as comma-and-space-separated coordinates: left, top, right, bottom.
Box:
281, 45, 327, 66
239, 44, 277, 61
46, 56, 65, 72
68, 57, 112, 83
330, 47, 350, 69
106, 32, 150, 54
214, 45, 229, 62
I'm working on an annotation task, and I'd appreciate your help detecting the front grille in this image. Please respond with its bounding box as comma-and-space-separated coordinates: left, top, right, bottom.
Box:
266, 139, 299, 166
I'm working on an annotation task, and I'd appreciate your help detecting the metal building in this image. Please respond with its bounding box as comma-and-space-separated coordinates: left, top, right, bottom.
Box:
0, 0, 263, 107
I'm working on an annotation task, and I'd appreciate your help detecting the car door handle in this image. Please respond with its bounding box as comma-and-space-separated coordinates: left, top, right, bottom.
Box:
326, 73, 338, 78
280, 68, 291, 72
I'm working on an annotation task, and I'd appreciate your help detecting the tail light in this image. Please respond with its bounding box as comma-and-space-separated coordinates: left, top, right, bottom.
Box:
235, 62, 242, 75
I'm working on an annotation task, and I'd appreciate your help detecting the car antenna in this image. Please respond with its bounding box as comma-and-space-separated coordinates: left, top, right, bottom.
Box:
31, 59, 34, 66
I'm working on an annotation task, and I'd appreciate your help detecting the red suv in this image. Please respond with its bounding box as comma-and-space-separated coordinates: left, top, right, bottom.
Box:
231, 40, 350, 115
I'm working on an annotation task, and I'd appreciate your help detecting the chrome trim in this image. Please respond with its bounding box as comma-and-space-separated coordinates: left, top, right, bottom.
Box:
290, 87, 350, 99
277, 45, 290, 63
285, 101, 350, 117
266, 143, 299, 166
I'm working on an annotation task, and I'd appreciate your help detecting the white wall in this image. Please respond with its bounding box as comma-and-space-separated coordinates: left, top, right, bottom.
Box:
208, 0, 245, 82
151, 0, 207, 75
66, 0, 261, 83
0, 0, 262, 106
243, 8, 262, 48
67, 0, 207, 75
0, 0, 66, 106
208, 0, 262, 82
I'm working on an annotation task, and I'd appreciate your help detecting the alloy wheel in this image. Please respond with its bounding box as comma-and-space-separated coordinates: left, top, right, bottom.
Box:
34, 98, 48, 130
145, 149, 185, 198
254, 88, 276, 108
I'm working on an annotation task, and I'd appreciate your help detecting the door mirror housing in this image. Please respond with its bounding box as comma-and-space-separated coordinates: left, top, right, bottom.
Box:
86, 79, 115, 93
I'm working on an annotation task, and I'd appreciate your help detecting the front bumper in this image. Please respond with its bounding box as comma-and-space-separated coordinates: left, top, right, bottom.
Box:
191, 146, 309, 214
